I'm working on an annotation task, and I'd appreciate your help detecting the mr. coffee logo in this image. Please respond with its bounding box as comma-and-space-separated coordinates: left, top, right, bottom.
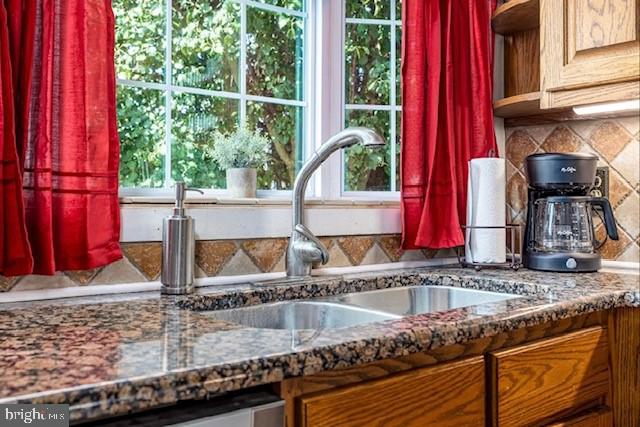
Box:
560, 166, 577, 173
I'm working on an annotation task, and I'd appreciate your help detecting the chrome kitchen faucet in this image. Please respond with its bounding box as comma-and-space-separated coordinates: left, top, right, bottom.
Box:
285, 127, 386, 278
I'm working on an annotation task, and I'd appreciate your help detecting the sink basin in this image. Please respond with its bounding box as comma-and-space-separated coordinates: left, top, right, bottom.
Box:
203, 301, 400, 330
321, 285, 521, 316
201, 286, 521, 331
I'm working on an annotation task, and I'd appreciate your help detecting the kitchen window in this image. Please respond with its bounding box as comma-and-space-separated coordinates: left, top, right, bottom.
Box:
115, 0, 401, 198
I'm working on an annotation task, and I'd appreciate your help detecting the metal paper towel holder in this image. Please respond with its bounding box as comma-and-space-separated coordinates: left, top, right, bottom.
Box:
456, 224, 522, 271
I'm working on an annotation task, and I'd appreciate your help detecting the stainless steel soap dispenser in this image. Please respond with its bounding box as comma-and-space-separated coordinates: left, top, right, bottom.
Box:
161, 182, 203, 295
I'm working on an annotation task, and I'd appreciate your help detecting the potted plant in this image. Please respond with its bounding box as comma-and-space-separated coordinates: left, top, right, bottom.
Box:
211, 126, 271, 198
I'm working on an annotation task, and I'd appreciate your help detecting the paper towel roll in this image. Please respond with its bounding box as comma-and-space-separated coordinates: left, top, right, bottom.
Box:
464, 158, 506, 263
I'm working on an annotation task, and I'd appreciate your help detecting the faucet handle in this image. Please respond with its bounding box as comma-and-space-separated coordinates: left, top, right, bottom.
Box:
294, 224, 329, 264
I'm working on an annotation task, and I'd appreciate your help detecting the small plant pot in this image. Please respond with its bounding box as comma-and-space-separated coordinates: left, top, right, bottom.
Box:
226, 168, 257, 198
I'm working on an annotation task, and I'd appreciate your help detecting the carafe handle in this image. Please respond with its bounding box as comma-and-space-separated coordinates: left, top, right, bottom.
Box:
591, 197, 619, 241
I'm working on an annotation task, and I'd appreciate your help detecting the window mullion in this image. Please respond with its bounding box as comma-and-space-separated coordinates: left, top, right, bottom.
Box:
240, 0, 247, 125
317, 0, 345, 200
390, 0, 397, 192
163, 0, 173, 188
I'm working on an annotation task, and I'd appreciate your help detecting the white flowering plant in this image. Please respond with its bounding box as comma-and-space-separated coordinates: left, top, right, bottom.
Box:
210, 126, 271, 170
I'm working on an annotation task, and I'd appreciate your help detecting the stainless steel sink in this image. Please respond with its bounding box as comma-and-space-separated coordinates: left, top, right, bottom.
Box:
203, 301, 400, 330
201, 286, 521, 331
321, 285, 521, 316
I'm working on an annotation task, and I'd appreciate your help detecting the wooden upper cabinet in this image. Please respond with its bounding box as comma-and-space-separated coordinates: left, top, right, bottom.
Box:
540, 0, 640, 108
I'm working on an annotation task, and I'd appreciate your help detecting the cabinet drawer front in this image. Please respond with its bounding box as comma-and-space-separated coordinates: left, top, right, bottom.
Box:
546, 407, 613, 427
298, 356, 484, 427
489, 327, 610, 427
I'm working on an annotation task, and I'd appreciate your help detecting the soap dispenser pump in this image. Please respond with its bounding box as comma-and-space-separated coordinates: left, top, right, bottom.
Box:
161, 182, 203, 295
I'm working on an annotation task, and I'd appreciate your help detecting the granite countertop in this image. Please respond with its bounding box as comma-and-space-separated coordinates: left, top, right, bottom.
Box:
0, 267, 638, 423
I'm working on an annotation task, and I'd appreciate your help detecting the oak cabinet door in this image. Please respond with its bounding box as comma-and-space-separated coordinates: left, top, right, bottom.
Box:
488, 327, 611, 427
540, 0, 640, 108
297, 356, 485, 427
545, 407, 613, 427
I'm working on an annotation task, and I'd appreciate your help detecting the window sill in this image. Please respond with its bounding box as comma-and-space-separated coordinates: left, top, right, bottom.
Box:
120, 196, 400, 207
120, 198, 402, 242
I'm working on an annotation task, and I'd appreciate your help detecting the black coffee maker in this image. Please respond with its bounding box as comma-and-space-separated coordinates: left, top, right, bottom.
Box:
523, 153, 619, 272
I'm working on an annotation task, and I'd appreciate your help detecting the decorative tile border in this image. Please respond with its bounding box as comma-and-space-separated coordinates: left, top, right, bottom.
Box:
0, 235, 450, 292
505, 117, 640, 263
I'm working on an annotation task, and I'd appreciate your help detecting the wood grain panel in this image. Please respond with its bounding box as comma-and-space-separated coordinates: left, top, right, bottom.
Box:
608, 308, 640, 427
298, 357, 484, 427
492, 0, 540, 35
546, 407, 613, 427
488, 327, 610, 427
540, 0, 640, 108
505, 28, 541, 96
571, 0, 637, 52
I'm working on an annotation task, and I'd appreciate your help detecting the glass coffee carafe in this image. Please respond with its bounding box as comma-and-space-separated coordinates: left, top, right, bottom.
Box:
533, 196, 618, 253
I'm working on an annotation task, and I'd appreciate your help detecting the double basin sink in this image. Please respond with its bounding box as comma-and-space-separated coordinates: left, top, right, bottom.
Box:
203, 286, 521, 331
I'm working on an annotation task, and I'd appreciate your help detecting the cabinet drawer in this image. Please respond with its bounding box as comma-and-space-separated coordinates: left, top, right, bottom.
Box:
298, 356, 484, 427
546, 407, 613, 427
488, 327, 610, 427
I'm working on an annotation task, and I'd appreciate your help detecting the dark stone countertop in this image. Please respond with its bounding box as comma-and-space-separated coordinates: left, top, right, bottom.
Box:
0, 266, 638, 423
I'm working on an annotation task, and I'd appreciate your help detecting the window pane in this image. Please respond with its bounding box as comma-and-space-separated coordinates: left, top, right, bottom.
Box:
114, 0, 165, 82
247, 8, 304, 101
247, 102, 303, 190
172, 1, 240, 92
396, 0, 402, 18
117, 86, 165, 187
344, 109, 391, 191
346, 0, 390, 19
345, 24, 390, 105
252, 0, 303, 11
171, 93, 238, 188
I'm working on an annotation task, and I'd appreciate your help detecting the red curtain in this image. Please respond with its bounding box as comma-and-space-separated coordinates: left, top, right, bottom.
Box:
401, 0, 498, 249
0, 0, 122, 276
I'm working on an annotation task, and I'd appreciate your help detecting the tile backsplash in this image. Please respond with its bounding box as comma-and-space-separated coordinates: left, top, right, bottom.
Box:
506, 116, 640, 263
0, 235, 451, 292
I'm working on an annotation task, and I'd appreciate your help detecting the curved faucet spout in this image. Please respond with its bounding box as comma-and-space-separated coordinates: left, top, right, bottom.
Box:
287, 127, 386, 278
292, 127, 385, 227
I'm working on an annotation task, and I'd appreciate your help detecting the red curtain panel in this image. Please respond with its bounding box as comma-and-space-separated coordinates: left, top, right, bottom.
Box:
1, 0, 122, 276
0, 1, 33, 276
401, 0, 498, 250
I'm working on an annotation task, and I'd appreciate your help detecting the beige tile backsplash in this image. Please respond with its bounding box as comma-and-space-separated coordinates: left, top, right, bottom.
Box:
506, 116, 640, 263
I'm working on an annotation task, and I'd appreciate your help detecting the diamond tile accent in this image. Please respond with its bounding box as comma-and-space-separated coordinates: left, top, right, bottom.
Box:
506, 130, 538, 170
218, 250, 261, 276
11, 273, 77, 292
595, 224, 632, 260
122, 243, 162, 280
0, 276, 19, 292
611, 138, 639, 187
615, 191, 640, 239
618, 242, 640, 263
92, 258, 147, 284
507, 172, 527, 212
608, 170, 633, 208
65, 268, 101, 285
195, 241, 237, 276
540, 126, 582, 153
242, 238, 288, 272
378, 235, 403, 262
589, 121, 632, 162
337, 236, 375, 265
323, 244, 351, 268
361, 243, 391, 265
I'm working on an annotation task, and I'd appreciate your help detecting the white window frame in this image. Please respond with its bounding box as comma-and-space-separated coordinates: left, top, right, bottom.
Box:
117, 0, 401, 201
117, 0, 315, 198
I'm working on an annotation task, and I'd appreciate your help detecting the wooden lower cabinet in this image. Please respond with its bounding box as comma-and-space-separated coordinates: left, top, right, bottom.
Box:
488, 327, 611, 427
546, 407, 613, 427
278, 310, 638, 427
297, 356, 484, 427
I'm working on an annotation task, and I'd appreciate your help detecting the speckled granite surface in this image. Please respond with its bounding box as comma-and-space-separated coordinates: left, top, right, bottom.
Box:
0, 267, 638, 423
